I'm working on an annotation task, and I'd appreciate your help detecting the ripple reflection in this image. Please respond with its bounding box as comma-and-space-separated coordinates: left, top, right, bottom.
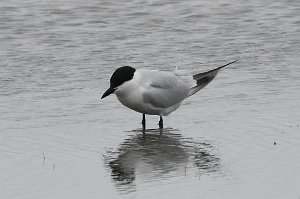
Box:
104, 128, 220, 193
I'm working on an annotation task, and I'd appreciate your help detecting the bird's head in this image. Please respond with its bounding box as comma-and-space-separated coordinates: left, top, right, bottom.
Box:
101, 66, 136, 99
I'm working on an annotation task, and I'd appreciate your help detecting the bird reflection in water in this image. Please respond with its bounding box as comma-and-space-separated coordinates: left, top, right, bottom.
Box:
103, 128, 220, 193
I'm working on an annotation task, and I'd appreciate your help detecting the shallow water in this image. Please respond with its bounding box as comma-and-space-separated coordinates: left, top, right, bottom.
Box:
1, 0, 300, 198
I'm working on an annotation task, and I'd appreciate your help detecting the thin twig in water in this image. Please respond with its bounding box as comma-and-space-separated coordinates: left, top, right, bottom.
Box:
198, 169, 201, 180
53, 163, 55, 171
42, 152, 46, 165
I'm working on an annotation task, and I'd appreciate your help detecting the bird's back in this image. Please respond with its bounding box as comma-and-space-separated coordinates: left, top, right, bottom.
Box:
138, 69, 190, 113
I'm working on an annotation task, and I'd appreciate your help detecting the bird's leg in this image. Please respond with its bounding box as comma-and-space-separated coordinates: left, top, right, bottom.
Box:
142, 114, 146, 130
159, 116, 163, 129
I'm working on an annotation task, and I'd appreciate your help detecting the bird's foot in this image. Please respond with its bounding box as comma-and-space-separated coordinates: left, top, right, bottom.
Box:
159, 116, 163, 129
142, 114, 146, 130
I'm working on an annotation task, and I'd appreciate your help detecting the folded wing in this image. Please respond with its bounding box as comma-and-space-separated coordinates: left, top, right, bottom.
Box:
143, 72, 190, 108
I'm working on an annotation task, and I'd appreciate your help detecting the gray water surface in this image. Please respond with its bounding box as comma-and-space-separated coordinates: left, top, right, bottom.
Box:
1, 0, 300, 198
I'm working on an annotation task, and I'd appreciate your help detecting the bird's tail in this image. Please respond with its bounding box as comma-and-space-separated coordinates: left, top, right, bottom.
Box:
188, 60, 238, 97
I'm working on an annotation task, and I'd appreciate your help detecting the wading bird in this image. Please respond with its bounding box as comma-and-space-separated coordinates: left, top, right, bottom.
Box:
102, 60, 237, 129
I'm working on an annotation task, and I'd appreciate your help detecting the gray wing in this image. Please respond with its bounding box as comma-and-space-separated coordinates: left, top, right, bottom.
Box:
142, 71, 190, 108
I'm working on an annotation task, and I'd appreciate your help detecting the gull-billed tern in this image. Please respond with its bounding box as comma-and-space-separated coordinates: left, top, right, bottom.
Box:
102, 60, 237, 129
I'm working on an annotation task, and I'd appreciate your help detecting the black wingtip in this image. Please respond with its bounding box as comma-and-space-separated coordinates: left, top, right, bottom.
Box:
192, 59, 239, 80
217, 59, 239, 70
189, 59, 239, 96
